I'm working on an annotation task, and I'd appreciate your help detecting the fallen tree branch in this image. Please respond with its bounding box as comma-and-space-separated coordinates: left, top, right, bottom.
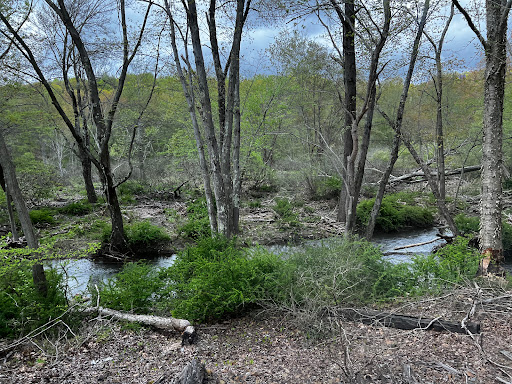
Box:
394, 238, 440, 250
390, 165, 481, 184
87, 307, 196, 345
336, 308, 480, 334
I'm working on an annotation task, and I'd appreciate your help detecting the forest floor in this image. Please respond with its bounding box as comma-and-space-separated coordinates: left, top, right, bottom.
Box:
1, 281, 512, 384
2, 191, 512, 383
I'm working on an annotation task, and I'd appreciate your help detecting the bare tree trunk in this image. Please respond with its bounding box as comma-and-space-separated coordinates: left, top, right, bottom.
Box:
0, 129, 46, 295
0, 129, 38, 248
337, 0, 356, 224
366, 0, 430, 239
165, 0, 249, 238
78, 147, 97, 204
453, 0, 512, 274
0, 165, 19, 240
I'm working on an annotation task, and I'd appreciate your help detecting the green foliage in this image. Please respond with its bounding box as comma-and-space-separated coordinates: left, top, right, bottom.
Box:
356, 192, 434, 232
93, 237, 286, 323
178, 198, 211, 240
411, 237, 482, 290
248, 200, 262, 209
30, 208, 57, 225
308, 175, 342, 200
0, 262, 68, 337
161, 237, 287, 322
60, 200, 93, 216
125, 220, 170, 247
91, 261, 164, 314
454, 214, 479, 234
15, 153, 61, 204
455, 213, 512, 253
273, 198, 301, 228
117, 180, 146, 203
280, 239, 414, 309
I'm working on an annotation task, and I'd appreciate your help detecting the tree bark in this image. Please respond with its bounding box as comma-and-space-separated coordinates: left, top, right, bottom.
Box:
338, 308, 480, 334
366, 0, 430, 239
452, 0, 512, 273
0, 129, 46, 296
0, 165, 19, 240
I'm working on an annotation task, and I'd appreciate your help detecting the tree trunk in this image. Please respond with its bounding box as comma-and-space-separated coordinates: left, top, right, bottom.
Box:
0, 129, 38, 249
366, 0, 430, 239
478, 0, 509, 273
0, 165, 19, 240
337, 0, 356, 224
345, 0, 391, 234
78, 147, 97, 204
0, 129, 46, 296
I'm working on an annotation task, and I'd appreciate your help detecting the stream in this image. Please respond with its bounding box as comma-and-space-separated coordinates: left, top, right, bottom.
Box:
48, 228, 512, 298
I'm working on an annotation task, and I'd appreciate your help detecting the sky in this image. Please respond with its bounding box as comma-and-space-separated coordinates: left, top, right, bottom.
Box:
237, 1, 486, 78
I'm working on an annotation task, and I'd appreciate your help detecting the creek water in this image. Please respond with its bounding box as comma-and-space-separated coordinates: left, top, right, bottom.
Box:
46, 255, 176, 298
49, 228, 512, 298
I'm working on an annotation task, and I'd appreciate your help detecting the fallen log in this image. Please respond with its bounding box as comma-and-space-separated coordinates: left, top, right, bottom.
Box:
394, 237, 440, 250
89, 307, 196, 345
337, 308, 480, 334
390, 165, 481, 184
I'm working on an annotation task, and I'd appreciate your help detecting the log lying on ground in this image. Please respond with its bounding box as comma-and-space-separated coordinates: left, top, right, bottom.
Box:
90, 307, 196, 344
337, 308, 480, 334
390, 165, 481, 184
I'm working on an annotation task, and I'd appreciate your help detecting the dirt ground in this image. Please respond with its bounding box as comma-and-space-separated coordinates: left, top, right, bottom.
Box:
1, 280, 512, 384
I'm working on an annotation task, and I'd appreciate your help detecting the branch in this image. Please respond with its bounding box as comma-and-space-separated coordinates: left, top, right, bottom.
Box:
451, 0, 487, 49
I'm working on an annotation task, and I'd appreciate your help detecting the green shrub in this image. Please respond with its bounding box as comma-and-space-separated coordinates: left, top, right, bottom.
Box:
273, 198, 301, 228
125, 220, 170, 247
356, 192, 433, 232
311, 176, 342, 200
178, 198, 211, 240
0, 261, 68, 338
281, 238, 414, 308
91, 261, 164, 314
117, 180, 146, 203
454, 214, 480, 234
411, 236, 482, 290
248, 200, 262, 209
160, 237, 287, 322
455, 214, 512, 253
30, 208, 57, 225
60, 200, 93, 216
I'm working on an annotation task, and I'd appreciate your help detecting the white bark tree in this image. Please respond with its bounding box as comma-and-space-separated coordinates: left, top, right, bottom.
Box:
452, 0, 512, 274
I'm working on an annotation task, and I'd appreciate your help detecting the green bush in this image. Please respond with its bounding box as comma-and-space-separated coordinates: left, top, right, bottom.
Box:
273, 198, 301, 228
178, 198, 211, 240
30, 208, 57, 225
60, 200, 93, 216
454, 214, 479, 234
117, 180, 146, 203
91, 261, 164, 314
455, 214, 512, 252
0, 261, 68, 338
411, 236, 482, 290
160, 237, 287, 322
125, 220, 170, 247
356, 192, 433, 232
310, 176, 342, 200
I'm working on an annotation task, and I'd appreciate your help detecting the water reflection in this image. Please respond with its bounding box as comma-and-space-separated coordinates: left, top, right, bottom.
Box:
46, 255, 176, 298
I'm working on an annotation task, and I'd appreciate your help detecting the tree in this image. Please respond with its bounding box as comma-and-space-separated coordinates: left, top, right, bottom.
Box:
451, 0, 512, 274
366, 0, 431, 239
164, 0, 251, 237
0, 0, 153, 253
